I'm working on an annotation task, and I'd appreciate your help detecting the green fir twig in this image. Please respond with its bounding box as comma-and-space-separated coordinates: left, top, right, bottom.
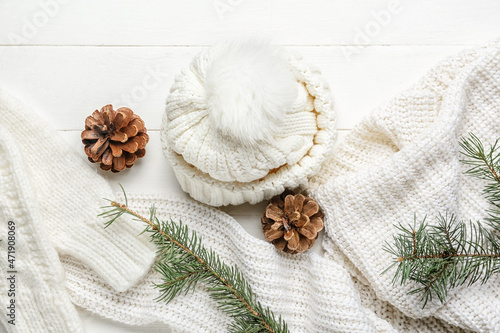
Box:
100, 189, 289, 333
460, 133, 500, 229
384, 134, 500, 307
384, 214, 500, 307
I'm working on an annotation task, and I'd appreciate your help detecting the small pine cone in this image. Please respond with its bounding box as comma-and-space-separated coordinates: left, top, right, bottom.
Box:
261, 190, 324, 254
82, 105, 149, 173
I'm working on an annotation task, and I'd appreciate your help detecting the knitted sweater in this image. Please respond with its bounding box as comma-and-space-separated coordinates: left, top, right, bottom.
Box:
2, 40, 499, 332
308, 40, 500, 331
62, 40, 500, 332
309, 42, 500, 332
0, 89, 156, 332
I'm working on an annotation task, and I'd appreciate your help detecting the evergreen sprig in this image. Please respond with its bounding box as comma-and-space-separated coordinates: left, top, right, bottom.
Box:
100, 190, 289, 333
384, 133, 500, 307
384, 214, 500, 307
460, 133, 500, 228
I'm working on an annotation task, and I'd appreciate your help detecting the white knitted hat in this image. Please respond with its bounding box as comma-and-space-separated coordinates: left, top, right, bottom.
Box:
161, 41, 336, 206
61, 41, 500, 333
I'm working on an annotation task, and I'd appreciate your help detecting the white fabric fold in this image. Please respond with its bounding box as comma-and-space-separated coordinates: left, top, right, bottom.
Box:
2, 39, 499, 333
310, 40, 500, 332
64, 193, 387, 333
0, 89, 156, 332
63, 40, 500, 333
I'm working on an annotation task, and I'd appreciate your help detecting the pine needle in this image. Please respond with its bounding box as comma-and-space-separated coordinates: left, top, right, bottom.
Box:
384, 134, 500, 307
384, 214, 500, 307
460, 133, 500, 229
101, 192, 289, 333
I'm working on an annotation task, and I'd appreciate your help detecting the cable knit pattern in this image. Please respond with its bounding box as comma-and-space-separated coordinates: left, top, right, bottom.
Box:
63, 41, 500, 333
0, 128, 83, 332
2, 40, 499, 332
161, 46, 336, 206
0, 89, 156, 332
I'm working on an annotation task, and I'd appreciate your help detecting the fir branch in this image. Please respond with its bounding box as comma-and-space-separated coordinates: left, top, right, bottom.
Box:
384, 214, 500, 307
460, 133, 500, 184
460, 133, 500, 229
384, 134, 500, 307
100, 194, 289, 333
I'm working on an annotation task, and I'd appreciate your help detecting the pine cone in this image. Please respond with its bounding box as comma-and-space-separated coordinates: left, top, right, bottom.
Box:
82, 105, 149, 173
261, 191, 324, 254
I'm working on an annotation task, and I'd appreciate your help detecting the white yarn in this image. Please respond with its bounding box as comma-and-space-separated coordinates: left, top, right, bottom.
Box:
162, 44, 336, 206
64, 193, 382, 333
1, 40, 498, 333
64, 193, 463, 333
205, 40, 297, 145
309, 40, 500, 331
0, 89, 156, 332
65, 40, 500, 333
0, 127, 83, 332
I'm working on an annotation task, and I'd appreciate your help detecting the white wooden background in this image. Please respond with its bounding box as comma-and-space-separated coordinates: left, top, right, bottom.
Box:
0, 1, 498, 332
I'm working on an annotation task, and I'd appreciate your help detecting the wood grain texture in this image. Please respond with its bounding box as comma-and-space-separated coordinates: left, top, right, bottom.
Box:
0, 45, 464, 130
0, 0, 497, 332
0, 0, 498, 45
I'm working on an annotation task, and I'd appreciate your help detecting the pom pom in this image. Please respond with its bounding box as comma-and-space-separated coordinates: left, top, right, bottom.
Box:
205, 40, 298, 145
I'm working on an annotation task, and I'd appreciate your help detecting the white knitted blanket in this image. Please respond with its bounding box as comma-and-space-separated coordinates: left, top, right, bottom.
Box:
62, 40, 500, 332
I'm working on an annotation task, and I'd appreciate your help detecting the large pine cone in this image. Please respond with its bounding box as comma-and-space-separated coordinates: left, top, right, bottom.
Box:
82, 105, 149, 173
261, 191, 324, 254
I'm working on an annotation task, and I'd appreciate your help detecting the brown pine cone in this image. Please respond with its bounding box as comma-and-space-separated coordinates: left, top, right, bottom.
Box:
261, 190, 324, 254
82, 105, 149, 173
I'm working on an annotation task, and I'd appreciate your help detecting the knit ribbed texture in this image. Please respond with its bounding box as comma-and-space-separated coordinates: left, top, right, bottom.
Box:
64, 193, 465, 333
0, 89, 156, 332
161, 47, 336, 206
309, 40, 500, 332
0, 128, 83, 332
63, 41, 500, 333
64, 193, 381, 333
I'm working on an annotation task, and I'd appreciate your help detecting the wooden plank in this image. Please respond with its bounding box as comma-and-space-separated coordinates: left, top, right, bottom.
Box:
270, 0, 500, 46
0, 45, 464, 131
1, 1, 496, 331
0, 0, 498, 46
